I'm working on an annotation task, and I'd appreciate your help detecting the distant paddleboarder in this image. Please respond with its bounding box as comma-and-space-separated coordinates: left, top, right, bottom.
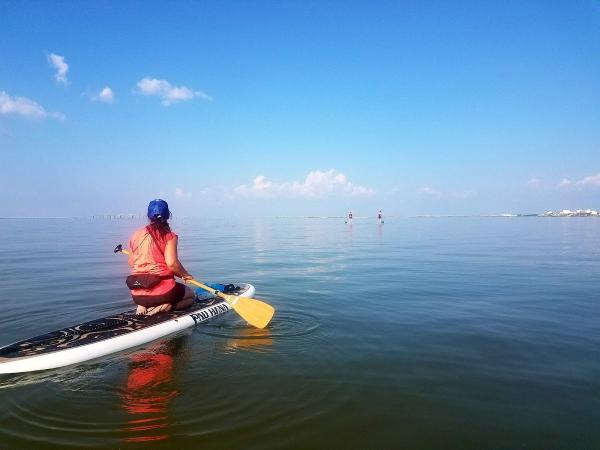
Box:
126, 199, 196, 316
346, 211, 353, 225
377, 210, 384, 224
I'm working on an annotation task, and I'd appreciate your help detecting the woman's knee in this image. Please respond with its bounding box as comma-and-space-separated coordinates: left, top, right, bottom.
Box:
183, 285, 195, 300
175, 297, 193, 310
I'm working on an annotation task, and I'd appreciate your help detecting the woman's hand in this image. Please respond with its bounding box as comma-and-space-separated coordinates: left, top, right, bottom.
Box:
181, 274, 193, 281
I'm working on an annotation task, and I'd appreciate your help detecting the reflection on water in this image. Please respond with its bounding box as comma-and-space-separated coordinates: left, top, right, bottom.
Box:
120, 327, 274, 444
201, 311, 318, 341
224, 326, 273, 352
120, 340, 184, 444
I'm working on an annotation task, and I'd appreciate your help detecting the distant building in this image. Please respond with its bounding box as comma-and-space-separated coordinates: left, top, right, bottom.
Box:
541, 209, 599, 217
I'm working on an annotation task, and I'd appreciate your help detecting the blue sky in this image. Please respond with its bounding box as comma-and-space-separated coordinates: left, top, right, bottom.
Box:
1, 1, 599, 217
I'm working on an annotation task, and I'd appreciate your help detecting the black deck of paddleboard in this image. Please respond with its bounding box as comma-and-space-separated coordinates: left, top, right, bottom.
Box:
0, 289, 241, 360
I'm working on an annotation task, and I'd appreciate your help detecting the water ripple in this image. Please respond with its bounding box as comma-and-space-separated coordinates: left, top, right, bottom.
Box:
199, 310, 320, 340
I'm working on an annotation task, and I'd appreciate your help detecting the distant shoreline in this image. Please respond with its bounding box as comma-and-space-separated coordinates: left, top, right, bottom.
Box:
1, 214, 598, 220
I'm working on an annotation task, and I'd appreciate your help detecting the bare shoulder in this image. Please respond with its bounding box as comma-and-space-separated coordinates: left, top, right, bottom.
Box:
165, 233, 178, 248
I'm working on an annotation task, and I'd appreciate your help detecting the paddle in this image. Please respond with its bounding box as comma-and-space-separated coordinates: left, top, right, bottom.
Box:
114, 244, 275, 328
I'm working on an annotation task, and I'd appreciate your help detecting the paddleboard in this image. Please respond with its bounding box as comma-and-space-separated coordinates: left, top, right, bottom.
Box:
0, 283, 254, 374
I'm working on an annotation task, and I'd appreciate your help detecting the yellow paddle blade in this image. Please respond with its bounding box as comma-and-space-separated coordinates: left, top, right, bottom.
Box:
186, 279, 275, 329
224, 295, 275, 329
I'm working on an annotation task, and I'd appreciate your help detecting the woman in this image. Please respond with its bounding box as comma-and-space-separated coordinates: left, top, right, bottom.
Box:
127, 199, 196, 315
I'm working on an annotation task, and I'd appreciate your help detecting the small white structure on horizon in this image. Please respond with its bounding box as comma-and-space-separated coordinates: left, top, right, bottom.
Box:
541, 209, 599, 217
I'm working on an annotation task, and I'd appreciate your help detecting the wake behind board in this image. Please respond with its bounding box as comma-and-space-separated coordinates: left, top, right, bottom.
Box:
0, 283, 254, 374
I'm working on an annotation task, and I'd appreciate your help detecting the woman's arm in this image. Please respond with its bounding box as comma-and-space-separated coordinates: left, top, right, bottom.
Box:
127, 237, 136, 267
164, 236, 192, 279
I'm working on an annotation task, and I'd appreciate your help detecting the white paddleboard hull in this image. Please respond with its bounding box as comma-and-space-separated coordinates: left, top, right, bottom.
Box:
0, 284, 255, 374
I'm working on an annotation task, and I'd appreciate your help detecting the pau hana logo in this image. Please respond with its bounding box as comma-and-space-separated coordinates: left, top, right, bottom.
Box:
190, 304, 229, 324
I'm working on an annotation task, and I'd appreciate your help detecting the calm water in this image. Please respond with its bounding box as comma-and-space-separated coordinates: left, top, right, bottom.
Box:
0, 217, 599, 449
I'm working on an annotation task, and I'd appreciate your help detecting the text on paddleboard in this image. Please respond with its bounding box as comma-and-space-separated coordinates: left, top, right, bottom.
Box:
190, 304, 230, 324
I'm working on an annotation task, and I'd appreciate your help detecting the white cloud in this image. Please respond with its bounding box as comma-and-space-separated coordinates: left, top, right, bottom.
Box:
92, 87, 114, 103
135, 77, 212, 106
174, 187, 191, 199
576, 173, 600, 188
291, 169, 374, 197
557, 178, 572, 189
235, 175, 274, 197
0, 91, 65, 120
234, 169, 374, 198
527, 178, 541, 188
48, 53, 69, 85
417, 186, 442, 197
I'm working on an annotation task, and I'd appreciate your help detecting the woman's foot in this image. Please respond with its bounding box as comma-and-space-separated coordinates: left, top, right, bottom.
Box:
135, 305, 148, 315
146, 303, 172, 316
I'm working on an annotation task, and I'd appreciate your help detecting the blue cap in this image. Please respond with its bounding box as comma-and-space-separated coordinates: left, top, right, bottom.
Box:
147, 199, 170, 220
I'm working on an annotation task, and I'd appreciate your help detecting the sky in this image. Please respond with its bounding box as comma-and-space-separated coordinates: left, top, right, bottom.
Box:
0, 0, 599, 217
